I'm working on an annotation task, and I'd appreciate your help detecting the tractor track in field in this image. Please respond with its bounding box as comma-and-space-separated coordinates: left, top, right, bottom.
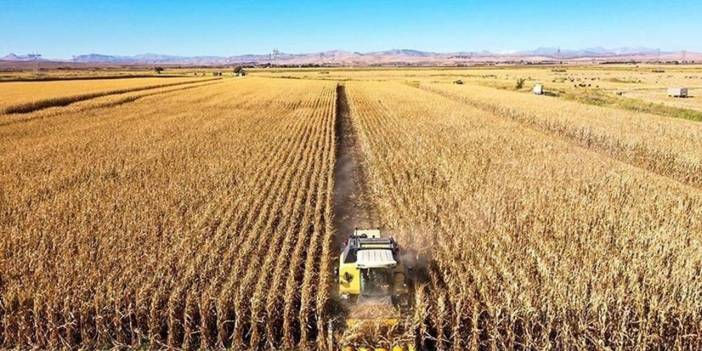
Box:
331, 83, 424, 351
330, 83, 384, 349
332, 83, 378, 248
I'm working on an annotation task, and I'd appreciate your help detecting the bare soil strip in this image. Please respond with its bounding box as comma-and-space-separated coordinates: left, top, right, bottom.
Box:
332, 83, 377, 247
332, 84, 411, 350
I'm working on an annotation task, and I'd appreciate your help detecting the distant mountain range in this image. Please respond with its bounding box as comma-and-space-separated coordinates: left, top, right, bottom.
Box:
1, 53, 46, 62
2, 48, 700, 66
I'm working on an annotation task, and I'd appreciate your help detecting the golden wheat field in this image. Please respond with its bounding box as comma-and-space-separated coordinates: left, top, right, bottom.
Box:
2, 67, 702, 350
0, 76, 217, 114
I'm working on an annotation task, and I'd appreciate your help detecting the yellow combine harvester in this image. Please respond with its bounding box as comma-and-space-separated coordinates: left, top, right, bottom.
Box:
337, 229, 412, 307
335, 229, 416, 351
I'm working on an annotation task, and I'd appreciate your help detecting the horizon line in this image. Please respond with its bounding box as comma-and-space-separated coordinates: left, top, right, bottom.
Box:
3, 46, 700, 62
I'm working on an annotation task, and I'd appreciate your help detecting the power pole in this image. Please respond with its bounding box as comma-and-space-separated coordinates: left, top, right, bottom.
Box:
29, 53, 41, 74
272, 49, 280, 66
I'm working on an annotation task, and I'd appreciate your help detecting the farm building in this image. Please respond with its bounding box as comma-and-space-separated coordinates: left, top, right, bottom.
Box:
533, 84, 544, 95
667, 87, 688, 98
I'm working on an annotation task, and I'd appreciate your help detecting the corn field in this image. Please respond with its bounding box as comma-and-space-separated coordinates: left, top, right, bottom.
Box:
1, 74, 702, 350
346, 81, 702, 350
0, 78, 337, 349
420, 82, 702, 189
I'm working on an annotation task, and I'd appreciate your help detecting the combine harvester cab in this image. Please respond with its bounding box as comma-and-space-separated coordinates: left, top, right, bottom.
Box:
335, 229, 416, 351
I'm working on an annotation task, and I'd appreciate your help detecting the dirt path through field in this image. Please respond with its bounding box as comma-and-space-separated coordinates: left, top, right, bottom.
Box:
332, 83, 377, 247
331, 84, 415, 350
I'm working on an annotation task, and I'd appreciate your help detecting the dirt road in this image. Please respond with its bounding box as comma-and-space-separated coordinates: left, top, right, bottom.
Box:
332, 84, 377, 246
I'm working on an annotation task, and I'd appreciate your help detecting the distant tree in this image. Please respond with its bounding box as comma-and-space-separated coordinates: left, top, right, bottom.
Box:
233, 66, 247, 76
154, 67, 164, 74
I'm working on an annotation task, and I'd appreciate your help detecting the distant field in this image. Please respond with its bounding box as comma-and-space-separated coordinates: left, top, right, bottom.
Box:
0, 64, 226, 81
421, 81, 702, 187
254, 64, 702, 120
0, 76, 215, 114
1, 66, 702, 350
623, 87, 702, 111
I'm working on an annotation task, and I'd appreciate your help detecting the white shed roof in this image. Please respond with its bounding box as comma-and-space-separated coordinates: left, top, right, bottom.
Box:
357, 249, 397, 269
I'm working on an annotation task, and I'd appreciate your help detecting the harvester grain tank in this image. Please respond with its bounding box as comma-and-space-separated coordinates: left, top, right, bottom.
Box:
337, 229, 412, 308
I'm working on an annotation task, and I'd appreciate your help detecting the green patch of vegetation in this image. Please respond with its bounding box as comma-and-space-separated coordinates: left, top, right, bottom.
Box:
562, 89, 702, 122
616, 98, 702, 121
607, 77, 641, 84
563, 89, 611, 106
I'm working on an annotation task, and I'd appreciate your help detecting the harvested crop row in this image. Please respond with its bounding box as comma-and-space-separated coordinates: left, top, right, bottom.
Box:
0, 79, 225, 128
0, 77, 217, 114
346, 81, 702, 349
420, 82, 702, 189
0, 78, 337, 350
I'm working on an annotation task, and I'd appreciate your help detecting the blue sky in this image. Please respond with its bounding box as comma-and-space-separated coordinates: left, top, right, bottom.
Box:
1, 0, 701, 59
